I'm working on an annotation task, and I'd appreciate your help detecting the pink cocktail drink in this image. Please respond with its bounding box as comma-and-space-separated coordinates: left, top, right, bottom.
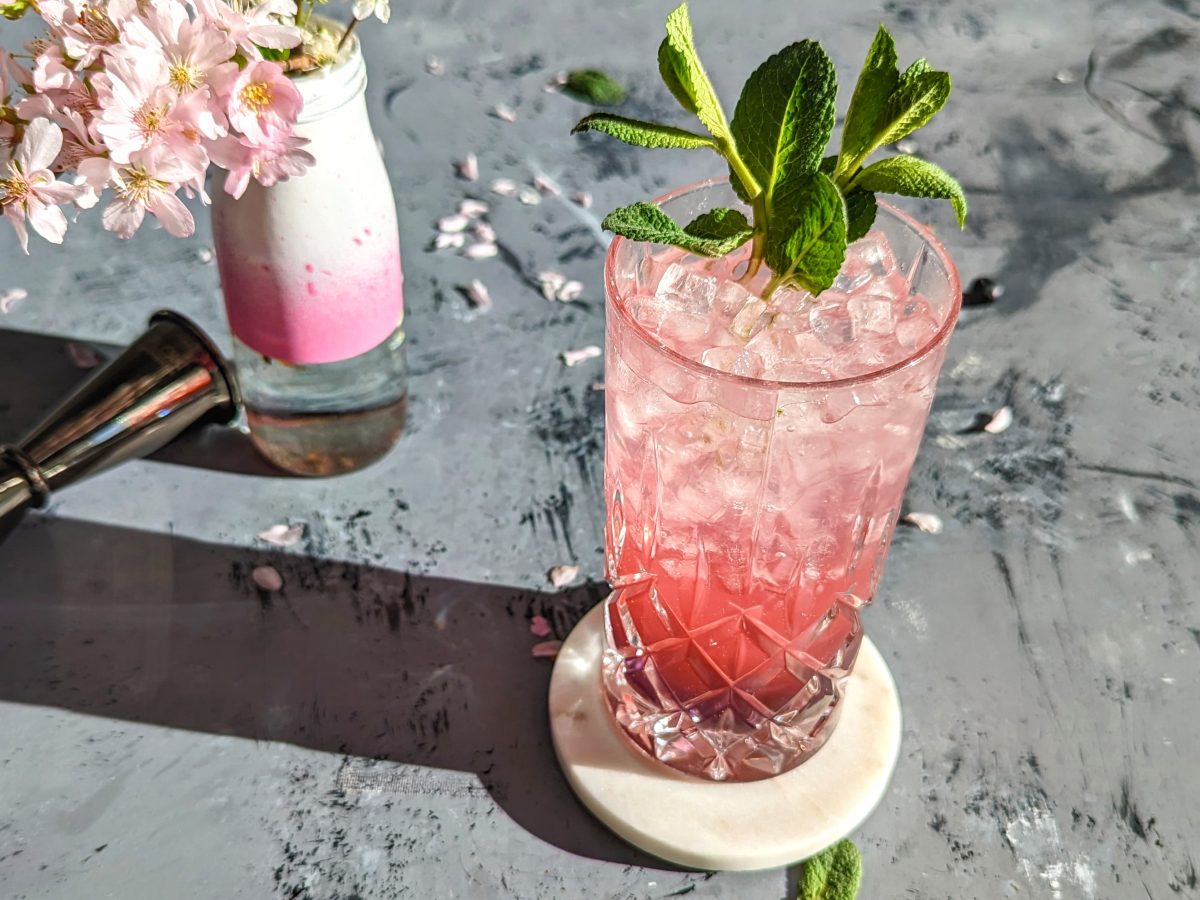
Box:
603, 180, 961, 781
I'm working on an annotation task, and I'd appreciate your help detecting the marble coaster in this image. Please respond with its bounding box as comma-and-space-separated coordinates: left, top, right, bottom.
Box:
548, 604, 902, 871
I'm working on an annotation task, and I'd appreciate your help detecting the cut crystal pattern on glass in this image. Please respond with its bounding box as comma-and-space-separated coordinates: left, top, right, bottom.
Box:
601, 182, 960, 782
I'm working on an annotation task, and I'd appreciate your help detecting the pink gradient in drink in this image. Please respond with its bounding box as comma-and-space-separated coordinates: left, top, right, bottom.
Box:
602, 181, 960, 781
214, 233, 403, 366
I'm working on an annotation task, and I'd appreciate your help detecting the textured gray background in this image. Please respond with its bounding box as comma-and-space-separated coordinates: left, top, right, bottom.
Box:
1, 0, 1197, 897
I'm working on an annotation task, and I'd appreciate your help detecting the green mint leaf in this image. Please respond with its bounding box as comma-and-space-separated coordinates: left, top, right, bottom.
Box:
730, 40, 836, 203
837, 25, 899, 179
563, 69, 627, 106
572, 114, 717, 151
844, 188, 877, 243
766, 171, 847, 294
658, 3, 731, 143
658, 38, 698, 116
799, 839, 864, 900
854, 154, 967, 226
603, 202, 752, 257
871, 70, 952, 151
683, 207, 754, 248
900, 58, 931, 84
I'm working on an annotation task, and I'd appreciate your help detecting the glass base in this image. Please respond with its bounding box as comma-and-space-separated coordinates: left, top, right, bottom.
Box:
603, 582, 863, 782
232, 324, 408, 477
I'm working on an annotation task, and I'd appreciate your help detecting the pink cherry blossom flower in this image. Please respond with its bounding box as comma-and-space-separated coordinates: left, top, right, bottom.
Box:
221, 60, 302, 145
77, 152, 195, 238
13, 93, 106, 181
92, 53, 219, 176
122, 0, 237, 95
208, 132, 313, 199
194, 0, 303, 54
0, 118, 84, 253
38, 0, 139, 67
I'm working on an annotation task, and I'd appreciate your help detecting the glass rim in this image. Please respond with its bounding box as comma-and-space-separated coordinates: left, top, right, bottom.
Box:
603, 177, 963, 393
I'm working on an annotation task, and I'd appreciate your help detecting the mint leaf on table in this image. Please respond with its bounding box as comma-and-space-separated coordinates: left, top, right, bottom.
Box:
602, 202, 752, 257
836, 25, 899, 183
765, 171, 847, 294
730, 40, 837, 203
658, 3, 732, 144
572, 114, 717, 151
854, 155, 967, 226
799, 839, 864, 900
563, 69, 627, 106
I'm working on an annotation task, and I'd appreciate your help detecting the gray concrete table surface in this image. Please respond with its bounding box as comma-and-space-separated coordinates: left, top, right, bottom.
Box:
0, 0, 1196, 896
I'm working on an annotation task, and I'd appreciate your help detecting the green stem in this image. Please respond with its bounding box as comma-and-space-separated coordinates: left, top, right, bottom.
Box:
741, 193, 769, 282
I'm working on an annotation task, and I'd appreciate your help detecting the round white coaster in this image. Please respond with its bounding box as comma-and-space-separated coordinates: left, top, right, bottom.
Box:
548, 603, 902, 871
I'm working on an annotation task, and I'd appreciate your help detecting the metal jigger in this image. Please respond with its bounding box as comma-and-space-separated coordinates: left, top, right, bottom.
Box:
0, 310, 239, 541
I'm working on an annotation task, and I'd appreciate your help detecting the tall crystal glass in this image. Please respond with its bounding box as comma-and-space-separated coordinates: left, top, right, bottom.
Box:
602, 180, 961, 781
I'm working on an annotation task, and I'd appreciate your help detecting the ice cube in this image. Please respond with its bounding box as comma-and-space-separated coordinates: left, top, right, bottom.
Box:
632, 262, 719, 345
746, 324, 834, 381
847, 293, 896, 335
854, 230, 898, 276
896, 314, 941, 350
701, 346, 765, 378
895, 295, 942, 350
714, 279, 756, 318
729, 295, 770, 340
809, 295, 855, 347
657, 262, 718, 308
768, 284, 816, 316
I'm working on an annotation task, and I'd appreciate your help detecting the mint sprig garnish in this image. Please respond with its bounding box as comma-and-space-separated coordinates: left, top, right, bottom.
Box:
799, 839, 864, 900
572, 5, 967, 299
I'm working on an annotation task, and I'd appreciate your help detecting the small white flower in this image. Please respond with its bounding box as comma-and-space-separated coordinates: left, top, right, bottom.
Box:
557, 280, 583, 302
438, 213, 469, 233
462, 278, 491, 309
490, 178, 517, 196
547, 564, 579, 587
257, 523, 305, 547
518, 188, 541, 206
459, 198, 489, 219
983, 406, 1013, 434
455, 153, 478, 181
531, 640, 562, 659
252, 565, 284, 592
561, 345, 601, 367
435, 231, 466, 250
537, 270, 566, 301
902, 512, 943, 535
472, 221, 496, 244
0, 287, 28, 313
533, 173, 561, 196
465, 242, 498, 260
352, 0, 390, 23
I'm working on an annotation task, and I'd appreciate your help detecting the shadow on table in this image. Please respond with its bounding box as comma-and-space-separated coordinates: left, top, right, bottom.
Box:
0, 513, 675, 869
0, 326, 286, 478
